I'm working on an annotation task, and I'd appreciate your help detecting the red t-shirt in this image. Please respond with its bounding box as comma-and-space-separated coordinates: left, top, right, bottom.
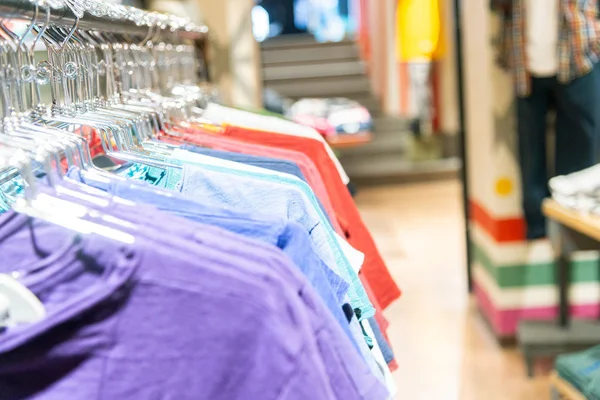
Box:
222, 125, 401, 310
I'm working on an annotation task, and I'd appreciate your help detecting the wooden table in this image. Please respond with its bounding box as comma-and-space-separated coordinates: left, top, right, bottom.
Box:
550, 371, 586, 400
518, 199, 600, 377
543, 200, 600, 242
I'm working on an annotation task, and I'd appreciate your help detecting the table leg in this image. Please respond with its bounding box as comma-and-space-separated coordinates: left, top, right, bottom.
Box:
549, 220, 570, 328
558, 252, 570, 328
524, 352, 534, 378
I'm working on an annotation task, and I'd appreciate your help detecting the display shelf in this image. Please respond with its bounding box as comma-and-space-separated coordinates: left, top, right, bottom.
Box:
518, 199, 600, 377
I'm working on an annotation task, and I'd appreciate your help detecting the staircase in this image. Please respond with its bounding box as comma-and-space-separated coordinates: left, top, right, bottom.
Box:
261, 36, 380, 113
260, 35, 459, 184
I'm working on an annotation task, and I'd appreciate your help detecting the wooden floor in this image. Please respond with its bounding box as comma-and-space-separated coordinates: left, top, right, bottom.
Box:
354, 180, 551, 400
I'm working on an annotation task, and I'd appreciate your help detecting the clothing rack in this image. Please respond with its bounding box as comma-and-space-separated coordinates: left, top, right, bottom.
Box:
0, 3, 401, 395
0, 0, 211, 81
0, 0, 207, 39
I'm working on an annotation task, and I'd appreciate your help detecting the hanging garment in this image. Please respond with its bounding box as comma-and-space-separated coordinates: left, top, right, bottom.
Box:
154, 151, 374, 318
178, 145, 335, 224
219, 125, 402, 310
162, 128, 397, 369
201, 103, 351, 185
70, 159, 375, 319
0, 212, 354, 400
396, 0, 445, 62
0, 1, 396, 396
63, 170, 394, 383
187, 126, 400, 352
64, 169, 355, 328
161, 129, 343, 234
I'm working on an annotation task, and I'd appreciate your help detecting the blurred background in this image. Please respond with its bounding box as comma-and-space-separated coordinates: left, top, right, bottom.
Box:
75, 0, 599, 398
133, 0, 463, 183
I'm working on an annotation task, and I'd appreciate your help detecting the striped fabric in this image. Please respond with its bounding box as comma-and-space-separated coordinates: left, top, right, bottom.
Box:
496, 0, 600, 97
469, 198, 600, 336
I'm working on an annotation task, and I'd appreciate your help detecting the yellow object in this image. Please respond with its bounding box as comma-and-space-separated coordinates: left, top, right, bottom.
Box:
495, 177, 513, 196
396, 0, 445, 61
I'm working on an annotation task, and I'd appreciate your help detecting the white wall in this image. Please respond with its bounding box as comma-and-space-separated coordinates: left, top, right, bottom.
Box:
462, 0, 496, 206
439, 0, 459, 134
191, 0, 262, 108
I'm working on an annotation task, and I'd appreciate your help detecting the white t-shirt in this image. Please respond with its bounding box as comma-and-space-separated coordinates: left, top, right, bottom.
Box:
526, 0, 559, 76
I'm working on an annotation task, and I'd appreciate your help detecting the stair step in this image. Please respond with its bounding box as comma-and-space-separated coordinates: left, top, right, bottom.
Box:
341, 154, 461, 183
262, 45, 359, 65
372, 116, 410, 132
260, 36, 384, 114
351, 97, 381, 113
263, 60, 366, 81
265, 76, 371, 98
261, 35, 355, 50
339, 130, 410, 157
340, 132, 449, 160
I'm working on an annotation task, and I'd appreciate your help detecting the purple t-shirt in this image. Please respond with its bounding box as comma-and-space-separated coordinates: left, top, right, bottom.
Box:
0, 212, 339, 400
34, 182, 388, 399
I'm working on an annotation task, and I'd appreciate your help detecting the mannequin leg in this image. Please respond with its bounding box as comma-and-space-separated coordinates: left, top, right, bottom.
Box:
408, 62, 433, 138
517, 77, 552, 240
554, 64, 600, 178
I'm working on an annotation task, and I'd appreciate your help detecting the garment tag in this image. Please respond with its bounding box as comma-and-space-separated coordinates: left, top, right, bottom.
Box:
0, 274, 46, 327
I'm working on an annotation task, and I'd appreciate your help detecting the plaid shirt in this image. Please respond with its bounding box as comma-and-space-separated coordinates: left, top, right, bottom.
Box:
496, 0, 600, 97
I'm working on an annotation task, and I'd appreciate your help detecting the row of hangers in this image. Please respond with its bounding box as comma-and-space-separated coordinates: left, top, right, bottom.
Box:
0, 0, 218, 244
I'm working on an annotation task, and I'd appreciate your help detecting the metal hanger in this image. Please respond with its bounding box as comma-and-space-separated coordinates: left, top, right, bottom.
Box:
0, 1, 134, 243
1, 147, 136, 244
32, 4, 183, 171
2, 0, 216, 184
1, 3, 85, 175
0, 0, 206, 242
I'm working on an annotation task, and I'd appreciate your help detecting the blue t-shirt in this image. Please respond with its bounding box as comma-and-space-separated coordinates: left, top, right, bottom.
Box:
101, 152, 374, 320
65, 169, 355, 339
163, 158, 374, 319
180, 145, 332, 223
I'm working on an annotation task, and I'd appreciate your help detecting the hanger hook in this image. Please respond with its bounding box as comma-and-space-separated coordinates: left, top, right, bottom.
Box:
30, 2, 51, 57
17, 3, 39, 53
149, 13, 163, 46
60, 14, 79, 50
139, 12, 155, 47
